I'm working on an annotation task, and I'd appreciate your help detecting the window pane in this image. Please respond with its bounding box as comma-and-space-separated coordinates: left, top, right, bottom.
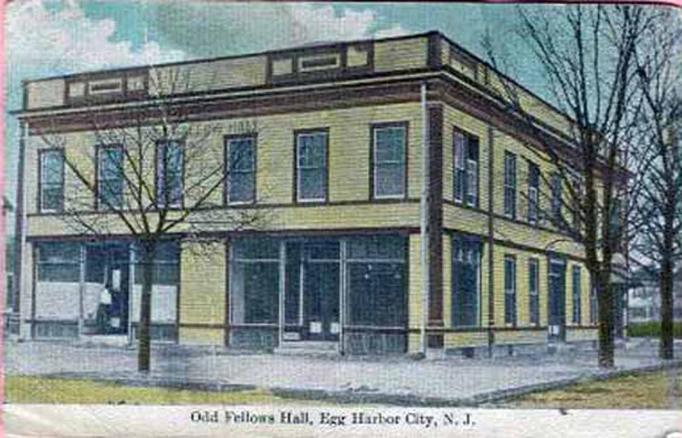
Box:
466, 160, 478, 206
297, 133, 326, 201
299, 168, 325, 200
42, 151, 63, 184
229, 172, 255, 203
452, 237, 480, 327
157, 141, 183, 206
375, 127, 405, 163
347, 262, 405, 327
229, 138, 255, 171
40, 151, 64, 211
39, 242, 80, 262
231, 261, 279, 324
232, 238, 280, 260
504, 257, 516, 324
375, 163, 404, 197
573, 267, 581, 323
374, 126, 405, 198
347, 235, 405, 260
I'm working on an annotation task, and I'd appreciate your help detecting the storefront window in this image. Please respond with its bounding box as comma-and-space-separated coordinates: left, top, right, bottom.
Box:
347, 236, 406, 327
230, 238, 280, 325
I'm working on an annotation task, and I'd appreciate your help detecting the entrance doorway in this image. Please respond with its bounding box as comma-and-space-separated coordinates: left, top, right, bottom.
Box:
283, 241, 340, 342
548, 257, 566, 341
85, 243, 130, 336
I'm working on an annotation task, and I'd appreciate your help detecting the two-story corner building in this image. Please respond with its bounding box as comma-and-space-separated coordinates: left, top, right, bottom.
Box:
12, 31, 605, 355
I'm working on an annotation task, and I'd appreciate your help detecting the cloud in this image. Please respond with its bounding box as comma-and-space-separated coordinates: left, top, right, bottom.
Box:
154, 2, 410, 57
6, 0, 186, 77
275, 3, 408, 45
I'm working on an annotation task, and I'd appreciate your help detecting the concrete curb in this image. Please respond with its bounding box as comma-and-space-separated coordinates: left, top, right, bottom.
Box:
37, 359, 682, 407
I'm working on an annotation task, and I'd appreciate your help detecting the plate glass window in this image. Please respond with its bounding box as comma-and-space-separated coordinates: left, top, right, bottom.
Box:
452, 235, 481, 327
297, 131, 327, 202
156, 141, 183, 207
39, 150, 64, 212
504, 152, 517, 219
373, 125, 406, 199
226, 137, 256, 204
98, 146, 124, 209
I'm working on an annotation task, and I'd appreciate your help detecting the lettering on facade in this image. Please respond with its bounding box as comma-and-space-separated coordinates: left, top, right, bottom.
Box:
225, 119, 258, 135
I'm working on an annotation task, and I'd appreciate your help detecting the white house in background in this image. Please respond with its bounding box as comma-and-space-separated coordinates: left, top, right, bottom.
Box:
628, 267, 682, 324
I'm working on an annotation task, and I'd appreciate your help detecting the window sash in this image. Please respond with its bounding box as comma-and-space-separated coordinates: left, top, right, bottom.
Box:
529, 259, 540, 325
504, 153, 516, 218
98, 146, 124, 209
374, 126, 406, 199
551, 173, 562, 220
297, 132, 327, 202
466, 159, 478, 206
156, 141, 183, 207
453, 131, 479, 206
39, 150, 64, 212
572, 267, 582, 324
504, 256, 516, 325
226, 137, 256, 204
454, 132, 466, 203
528, 163, 539, 224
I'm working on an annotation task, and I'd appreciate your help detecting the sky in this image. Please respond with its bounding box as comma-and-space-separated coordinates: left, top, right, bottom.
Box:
3, 0, 555, 233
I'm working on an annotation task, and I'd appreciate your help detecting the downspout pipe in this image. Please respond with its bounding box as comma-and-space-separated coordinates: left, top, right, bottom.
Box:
420, 82, 430, 356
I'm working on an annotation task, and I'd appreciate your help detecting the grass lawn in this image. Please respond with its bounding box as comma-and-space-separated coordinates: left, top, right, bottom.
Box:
4, 376, 293, 405
500, 368, 682, 409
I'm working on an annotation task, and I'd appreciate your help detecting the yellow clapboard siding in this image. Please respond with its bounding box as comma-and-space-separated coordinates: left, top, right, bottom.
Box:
373, 37, 428, 72
444, 331, 488, 348
153, 56, 267, 95
496, 329, 546, 345
408, 233, 423, 330
26, 79, 65, 109
566, 327, 598, 342
179, 241, 226, 326
178, 327, 225, 345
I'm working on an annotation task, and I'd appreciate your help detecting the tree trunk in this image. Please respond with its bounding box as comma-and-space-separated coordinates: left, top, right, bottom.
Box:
596, 269, 615, 368
137, 240, 156, 372
659, 254, 674, 360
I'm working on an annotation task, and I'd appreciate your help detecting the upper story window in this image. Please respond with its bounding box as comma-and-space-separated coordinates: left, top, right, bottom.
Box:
97, 145, 124, 210
296, 130, 328, 202
225, 136, 256, 205
527, 162, 540, 225
156, 140, 183, 208
550, 172, 562, 223
39, 149, 64, 212
453, 129, 479, 207
372, 124, 407, 199
503, 151, 517, 219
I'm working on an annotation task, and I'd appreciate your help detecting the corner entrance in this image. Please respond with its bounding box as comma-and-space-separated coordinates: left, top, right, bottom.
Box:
283, 241, 340, 343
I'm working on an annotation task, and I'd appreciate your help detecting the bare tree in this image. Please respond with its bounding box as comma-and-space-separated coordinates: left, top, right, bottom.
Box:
630, 8, 682, 360
484, 5, 652, 368
34, 66, 268, 372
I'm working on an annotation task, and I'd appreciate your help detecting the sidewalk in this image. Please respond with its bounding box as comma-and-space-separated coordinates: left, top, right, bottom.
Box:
5, 339, 681, 405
